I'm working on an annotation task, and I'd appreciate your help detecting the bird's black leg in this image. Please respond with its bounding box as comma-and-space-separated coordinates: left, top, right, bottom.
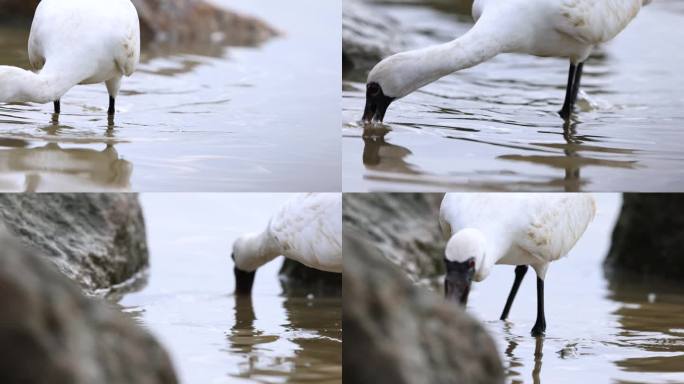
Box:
531, 277, 546, 337
559, 62, 578, 120
53, 100, 60, 114
570, 62, 584, 107
108, 96, 115, 116
500, 265, 528, 320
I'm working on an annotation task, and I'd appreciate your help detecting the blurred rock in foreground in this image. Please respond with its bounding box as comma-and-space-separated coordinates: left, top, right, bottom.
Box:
343, 193, 445, 286
0, 233, 177, 384
279, 259, 342, 298
0, 194, 148, 296
606, 194, 684, 280
343, 225, 504, 384
0, 0, 277, 47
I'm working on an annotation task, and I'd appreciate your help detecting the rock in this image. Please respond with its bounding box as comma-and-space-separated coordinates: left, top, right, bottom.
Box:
0, 194, 148, 296
342, 193, 445, 286
278, 259, 342, 298
606, 194, 684, 280
342, 0, 407, 80
0, 233, 177, 384
0, 0, 277, 47
343, 225, 504, 384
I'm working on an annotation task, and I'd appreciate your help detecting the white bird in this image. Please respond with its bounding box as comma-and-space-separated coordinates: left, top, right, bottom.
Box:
0, 0, 140, 116
439, 193, 595, 336
231, 193, 342, 295
363, 0, 651, 122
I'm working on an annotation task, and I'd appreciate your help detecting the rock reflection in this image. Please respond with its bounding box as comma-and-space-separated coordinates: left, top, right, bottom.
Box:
605, 273, 684, 374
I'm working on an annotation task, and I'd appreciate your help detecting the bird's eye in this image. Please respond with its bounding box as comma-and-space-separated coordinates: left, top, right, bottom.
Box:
367, 82, 380, 96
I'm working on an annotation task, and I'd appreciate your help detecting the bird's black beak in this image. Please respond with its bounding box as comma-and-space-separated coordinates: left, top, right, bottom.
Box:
234, 267, 256, 295
444, 257, 475, 305
362, 82, 395, 123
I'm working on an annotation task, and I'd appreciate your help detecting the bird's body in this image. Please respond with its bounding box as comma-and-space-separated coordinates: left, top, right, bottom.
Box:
439, 193, 595, 335
233, 193, 342, 279
363, 0, 650, 122
0, 0, 140, 115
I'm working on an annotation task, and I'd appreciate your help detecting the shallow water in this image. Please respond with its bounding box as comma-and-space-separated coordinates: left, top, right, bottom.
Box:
343, 1, 684, 192
0, 0, 341, 192
119, 194, 342, 384
465, 194, 684, 384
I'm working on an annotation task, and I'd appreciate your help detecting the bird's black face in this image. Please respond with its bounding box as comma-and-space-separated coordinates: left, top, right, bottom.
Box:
444, 257, 475, 305
362, 82, 395, 123
232, 252, 256, 295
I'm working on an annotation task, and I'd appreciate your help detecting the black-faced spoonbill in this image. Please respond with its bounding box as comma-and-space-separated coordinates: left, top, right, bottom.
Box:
0, 0, 140, 117
363, 0, 651, 123
231, 193, 342, 295
439, 193, 595, 336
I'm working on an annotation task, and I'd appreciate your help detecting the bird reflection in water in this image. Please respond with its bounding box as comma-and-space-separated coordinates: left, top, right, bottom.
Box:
502, 321, 545, 384
0, 116, 132, 191
361, 126, 416, 175
228, 294, 341, 383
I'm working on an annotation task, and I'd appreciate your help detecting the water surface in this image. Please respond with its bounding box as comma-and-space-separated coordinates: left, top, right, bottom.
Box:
343, 1, 684, 191
466, 194, 684, 384
0, 0, 341, 191
120, 194, 342, 384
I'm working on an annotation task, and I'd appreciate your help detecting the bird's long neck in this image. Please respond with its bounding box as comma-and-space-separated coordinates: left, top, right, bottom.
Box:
396, 19, 511, 96
235, 231, 280, 272
0, 63, 83, 104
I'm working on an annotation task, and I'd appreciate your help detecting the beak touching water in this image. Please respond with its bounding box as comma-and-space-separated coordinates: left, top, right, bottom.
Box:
444, 257, 475, 305
232, 252, 256, 295
362, 82, 395, 123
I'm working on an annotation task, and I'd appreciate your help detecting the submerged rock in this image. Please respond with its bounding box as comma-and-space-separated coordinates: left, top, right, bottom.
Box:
278, 259, 342, 297
606, 194, 684, 280
343, 193, 445, 285
0, 233, 177, 384
0, 0, 277, 47
343, 225, 504, 384
0, 194, 148, 296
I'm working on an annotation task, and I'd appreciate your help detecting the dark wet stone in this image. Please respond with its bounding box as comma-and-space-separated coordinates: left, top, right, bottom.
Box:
0, 232, 178, 384
0, 0, 277, 46
342, 0, 407, 80
0, 194, 148, 296
343, 225, 504, 384
606, 194, 684, 280
343, 193, 445, 286
278, 259, 342, 298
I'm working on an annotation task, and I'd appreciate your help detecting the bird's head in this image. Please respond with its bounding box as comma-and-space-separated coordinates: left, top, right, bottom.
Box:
444, 228, 487, 306
363, 51, 437, 123
231, 236, 257, 296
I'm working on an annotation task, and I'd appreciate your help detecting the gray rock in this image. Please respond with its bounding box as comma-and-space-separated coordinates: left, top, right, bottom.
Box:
0, 194, 148, 296
342, 0, 407, 80
278, 259, 342, 298
343, 225, 504, 384
0, 233, 178, 384
343, 193, 445, 287
606, 194, 684, 280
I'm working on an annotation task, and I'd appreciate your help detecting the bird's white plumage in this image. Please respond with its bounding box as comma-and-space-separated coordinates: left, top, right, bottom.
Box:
439, 193, 595, 280
369, 0, 649, 99
0, 0, 140, 104
233, 194, 342, 273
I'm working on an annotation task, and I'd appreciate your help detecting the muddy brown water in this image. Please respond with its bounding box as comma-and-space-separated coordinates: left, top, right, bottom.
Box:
464, 194, 684, 383
0, 0, 341, 192
119, 194, 341, 384
343, 1, 684, 192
